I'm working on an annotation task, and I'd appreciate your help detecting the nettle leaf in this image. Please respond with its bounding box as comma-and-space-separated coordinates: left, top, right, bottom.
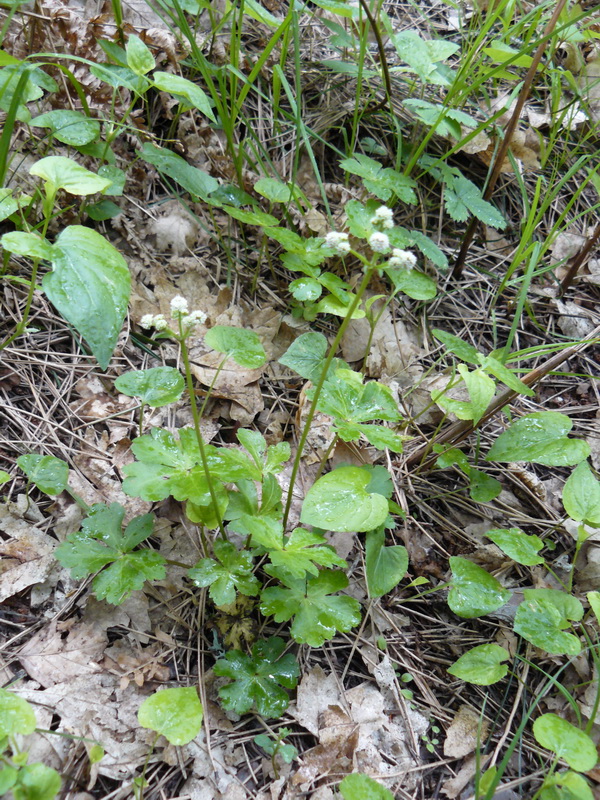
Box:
204, 325, 266, 368
0, 688, 37, 737
365, 527, 408, 597
122, 427, 259, 503
339, 772, 394, 800
115, 367, 184, 408
188, 540, 260, 606
487, 412, 590, 466
562, 461, 600, 525
43, 225, 130, 370
448, 643, 510, 685
260, 568, 362, 646
30, 110, 100, 147
279, 331, 328, 381
433, 365, 495, 425
214, 637, 300, 718
242, 515, 346, 578
138, 687, 203, 746
55, 503, 165, 604
300, 466, 390, 533
448, 557, 511, 618
17, 453, 69, 495
30, 156, 111, 196
445, 174, 506, 229
514, 589, 583, 655
533, 714, 597, 772
486, 528, 545, 566
140, 142, 219, 199
152, 72, 215, 121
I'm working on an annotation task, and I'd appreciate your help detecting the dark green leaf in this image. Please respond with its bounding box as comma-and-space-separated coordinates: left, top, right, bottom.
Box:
30, 110, 100, 146
114, 367, 184, 407
514, 589, 582, 655
486, 528, 544, 566
487, 412, 590, 466
562, 461, 600, 525
92, 550, 166, 604
365, 528, 408, 597
448, 557, 511, 618
17, 453, 68, 495
188, 540, 260, 606
140, 143, 219, 199
447, 644, 510, 685
279, 331, 328, 381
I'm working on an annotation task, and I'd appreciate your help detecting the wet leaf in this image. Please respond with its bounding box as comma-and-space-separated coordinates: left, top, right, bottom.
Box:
204, 325, 266, 368
301, 466, 389, 533
17, 453, 69, 495
365, 527, 408, 597
114, 367, 184, 408
447, 644, 509, 685
448, 557, 511, 618
188, 540, 260, 606
485, 528, 545, 566
513, 589, 582, 655
0, 688, 37, 736
138, 687, 203, 745
533, 714, 597, 772
487, 412, 590, 466
562, 461, 600, 525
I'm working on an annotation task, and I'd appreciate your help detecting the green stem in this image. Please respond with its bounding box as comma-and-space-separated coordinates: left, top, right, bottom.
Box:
282, 253, 376, 529
179, 330, 227, 539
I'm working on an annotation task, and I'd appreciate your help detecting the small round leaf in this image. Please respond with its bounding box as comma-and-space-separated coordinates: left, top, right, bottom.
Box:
114, 367, 184, 408
533, 714, 597, 772
138, 687, 203, 745
0, 688, 37, 737
301, 466, 389, 533
448, 557, 512, 618
447, 644, 509, 685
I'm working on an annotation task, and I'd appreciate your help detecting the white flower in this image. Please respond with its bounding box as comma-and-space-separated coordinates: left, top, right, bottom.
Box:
186, 309, 208, 326
170, 295, 189, 316
368, 231, 390, 253
140, 314, 155, 329
324, 231, 351, 255
153, 314, 168, 331
370, 205, 394, 229
388, 248, 417, 268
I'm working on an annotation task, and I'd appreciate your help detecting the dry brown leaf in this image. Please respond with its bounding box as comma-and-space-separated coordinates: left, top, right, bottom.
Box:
443, 704, 489, 758
0, 505, 57, 601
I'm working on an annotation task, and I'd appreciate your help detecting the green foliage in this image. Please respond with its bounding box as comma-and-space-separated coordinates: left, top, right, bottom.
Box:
260, 569, 362, 646
236, 429, 290, 476
253, 729, 298, 764
533, 714, 597, 772
513, 589, 583, 656
365, 527, 408, 597
140, 142, 219, 199
204, 325, 266, 368
213, 637, 299, 718
339, 773, 394, 800
114, 367, 185, 407
562, 461, 600, 525
540, 771, 594, 800
487, 412, 591, 466
434, 446, 501, 502
30, 110, 100, 146
138, 687, 203, 745
125, 34, 155, 75
17, 453, 69, 495
11, 763, 61, 800
485, 528, 545, 566
448, 557, 512, 618
55, 503, 166, 604
188, 540, 260, 606
0, 688, 37, 737
29, 156, 111, 197
447, 644, 510, 685
389, 28, 459, 86
278, 330, 329, 382
432, 364, 495, 425
300, 466, 390, 533
339, 154, 417, 204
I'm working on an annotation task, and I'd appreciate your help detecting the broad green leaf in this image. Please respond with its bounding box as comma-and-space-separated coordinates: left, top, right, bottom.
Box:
290, 276, 322, 301
0, 188, 19, 222
391, 29, 459, 86
140, 142, 219, 199
97, 165, 126, 196
533, 714, 597, 772
0, 470, 10, 485
340, 156, 416, 204
204, 325, 266, 368
514, 589, 582, 655
405, 229, 448, 269
30, 156, 111, 196
152, 72, 215, 120
114, 367, 184, 407
468, 468, 502, 502
447, 644, 510, 685
300, 466, 389, 533
485, 528, 544, 566
313, 368, 401, 428
220, 206, 279, 227
445, 174, 506, 229
433, 329, 480, 364
254, 177, 297, 203
562, 461, 600, 525
386, 267, 437, 300
481, 356, 534, 396
365, 528, 408, 597
339, 773, 394, 800
1, 231, 55, 260
236, 429, 290, 475
188, 540, 260, 606
125, 34, 155, 75
14, 763, 61, 800
17, 453, 69, 495
86, 199, 122, 221
540, 771, 594, 800
587, 591, 600, 625
30, 110, 100, 146
487, 412, 590, 466
138, 687, 203, 745
42, 225, 130, 370
92, 550, 166, 604
89, 62, 149, 93
403, 99, 476, 138
448, 557, 511, 618
214, 637, 299, 718
314, 294, 365, 319
279, 331, 328, 381
433, 365, 495, 424
260, 569, 362, 646
354, 423, 406, 453
0, 688, 37, 736
0, 767, 18, 794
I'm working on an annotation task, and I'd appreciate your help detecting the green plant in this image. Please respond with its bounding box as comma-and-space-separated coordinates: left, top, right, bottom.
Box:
253, 727, 298, 778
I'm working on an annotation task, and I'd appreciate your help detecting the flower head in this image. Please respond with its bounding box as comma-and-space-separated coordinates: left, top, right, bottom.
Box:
140, 314, 155, 329
153, 314, 168, 332
370, 205, 394, 229
388, 248, 417, 268
170, 295, 189, 317
368, 231, 390, 253
324, 231, 351, 255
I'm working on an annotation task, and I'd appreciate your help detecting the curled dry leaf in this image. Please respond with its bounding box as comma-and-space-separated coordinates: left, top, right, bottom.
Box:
0, 504, 57, 601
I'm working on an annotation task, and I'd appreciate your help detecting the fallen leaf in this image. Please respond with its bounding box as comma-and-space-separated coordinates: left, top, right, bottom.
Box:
444, 704, 489, 758
0, 505, 57, 601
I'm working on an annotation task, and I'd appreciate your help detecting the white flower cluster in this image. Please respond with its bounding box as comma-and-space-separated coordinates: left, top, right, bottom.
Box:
368, 231, 390, 253
388, 248, 417, 269
324, 231, 351, 255
139, 296, 207, 333
370, 205, 394, 229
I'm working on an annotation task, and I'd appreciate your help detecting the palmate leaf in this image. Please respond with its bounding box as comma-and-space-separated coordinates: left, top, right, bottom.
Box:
188, 540, 260, 606
260, 568, 362, 646
214, 637, 299, 718
92, 550, 166, 604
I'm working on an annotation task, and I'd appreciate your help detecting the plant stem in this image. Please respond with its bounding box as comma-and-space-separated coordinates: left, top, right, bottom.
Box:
282, 254, 376, 529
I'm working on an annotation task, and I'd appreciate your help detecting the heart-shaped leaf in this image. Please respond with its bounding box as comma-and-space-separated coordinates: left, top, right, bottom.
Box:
30, 156, 111, 196
533, 714, 597, 772
485, 528, 544, 566
562, 461, 600, 525
204, 325, 266, 368
301, 466, 389, 532
0, 688, 37, 737
114, 367, 184, 408
513, 589, 582, 655
17, 453, 69, 495
138, 687, 203, 745
448, 557, 511, 618
487, 412, 590, 466
339, 773, 394, 800
447, 644, 510, 685
365, 528, 408, 597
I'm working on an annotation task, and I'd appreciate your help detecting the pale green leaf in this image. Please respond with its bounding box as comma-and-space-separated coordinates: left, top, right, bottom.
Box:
533, 714, 597, 772
301, 466, 389, 533
485, 528, 544, 566
125, 34, 155, 75
562, 461, 600, 525
0, 688, 37, 737
152, 72, 215, 120
204, 325, 266, 368
487, 412, 590, 466
30, 110, 100, 146
17, 453, 69, 495
448, 557, 511, 618
447, 644, 509, 685
114, 367, 184, 408
365, 528, 408, 597
339, 773, 394, 800
138, 687, 203, 745
30, 156, 111, 195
